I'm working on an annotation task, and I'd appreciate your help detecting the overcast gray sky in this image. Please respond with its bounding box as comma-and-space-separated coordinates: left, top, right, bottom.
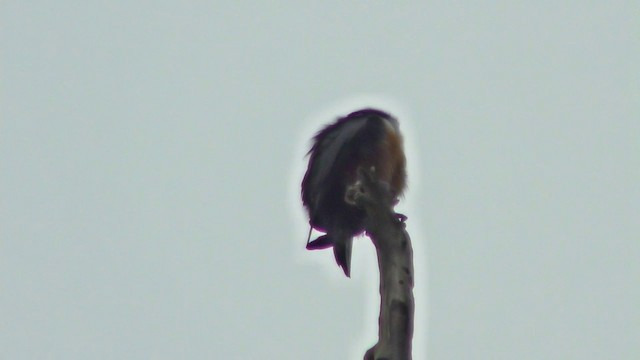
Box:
2, 2, 638, 359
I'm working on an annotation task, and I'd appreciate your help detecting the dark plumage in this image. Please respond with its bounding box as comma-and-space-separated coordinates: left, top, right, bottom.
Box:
301, 108, 407, 277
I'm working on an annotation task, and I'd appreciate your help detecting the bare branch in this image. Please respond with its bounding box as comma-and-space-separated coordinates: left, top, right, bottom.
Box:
350, 167, 415, 360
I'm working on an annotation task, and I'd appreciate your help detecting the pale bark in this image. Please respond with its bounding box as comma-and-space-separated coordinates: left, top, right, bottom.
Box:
349, 168, 414, 360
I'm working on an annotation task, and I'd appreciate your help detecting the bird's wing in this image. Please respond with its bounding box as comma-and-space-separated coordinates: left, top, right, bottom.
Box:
308, 117, 368, 192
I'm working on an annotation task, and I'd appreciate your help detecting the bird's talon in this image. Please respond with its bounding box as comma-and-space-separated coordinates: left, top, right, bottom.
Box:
395, 213, 407, 223
345, 181, 364, 205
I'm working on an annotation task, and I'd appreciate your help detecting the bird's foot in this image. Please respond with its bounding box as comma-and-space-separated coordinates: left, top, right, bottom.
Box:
394, 212, 407, 223
345, 180, 364, 205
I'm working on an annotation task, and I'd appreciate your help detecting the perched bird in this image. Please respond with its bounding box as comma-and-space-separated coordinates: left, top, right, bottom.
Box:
301, 108, 407, 277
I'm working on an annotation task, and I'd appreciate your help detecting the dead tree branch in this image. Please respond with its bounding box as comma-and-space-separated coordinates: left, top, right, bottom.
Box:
349, 167, 414, 360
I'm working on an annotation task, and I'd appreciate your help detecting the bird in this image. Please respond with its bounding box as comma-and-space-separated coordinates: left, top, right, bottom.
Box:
301, 108, 407, 277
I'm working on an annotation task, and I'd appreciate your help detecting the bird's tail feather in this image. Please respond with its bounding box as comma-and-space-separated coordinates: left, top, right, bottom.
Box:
333, 236, 352, 278
306, 233, 353, 278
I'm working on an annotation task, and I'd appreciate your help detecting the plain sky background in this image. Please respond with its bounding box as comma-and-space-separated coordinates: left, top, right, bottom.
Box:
2, 2, 638, 359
